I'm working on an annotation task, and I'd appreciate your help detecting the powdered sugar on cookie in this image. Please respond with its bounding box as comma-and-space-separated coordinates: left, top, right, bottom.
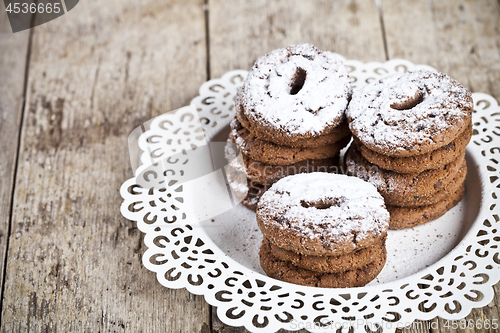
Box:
239, 44, 352, 138
347, 70, 472, 156
257, 173, 389, 243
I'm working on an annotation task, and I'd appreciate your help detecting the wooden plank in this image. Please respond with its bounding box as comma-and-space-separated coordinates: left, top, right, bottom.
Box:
209, 0, 386, 79
208, 1, 385, 332
0, 0, 211, 332
0, 8, 30, 307
381, 0, 500, 332
382, 0, 500, 99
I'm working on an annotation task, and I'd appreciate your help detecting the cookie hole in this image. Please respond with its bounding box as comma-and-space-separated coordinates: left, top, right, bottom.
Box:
300, 197, 345, 209
390, 91, 424, 110
289, 67, 307, 95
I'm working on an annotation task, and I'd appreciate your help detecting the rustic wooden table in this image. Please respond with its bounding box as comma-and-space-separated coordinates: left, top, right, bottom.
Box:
1, 0, 499, 332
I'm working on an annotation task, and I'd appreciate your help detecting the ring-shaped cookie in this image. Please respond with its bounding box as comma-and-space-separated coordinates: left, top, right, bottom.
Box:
347, 70, 473, 156
237, 43, 352, 147
257, 173, 389, 256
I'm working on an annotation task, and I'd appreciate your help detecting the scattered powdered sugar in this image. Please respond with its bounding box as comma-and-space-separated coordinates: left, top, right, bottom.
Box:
240, 43, 352, 137
258, 173, 389, 241
346, 70, 472, 153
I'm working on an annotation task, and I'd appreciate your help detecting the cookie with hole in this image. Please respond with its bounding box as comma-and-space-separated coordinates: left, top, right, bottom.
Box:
267, 236, 386, 274
386, 165, 466, 208
345, 144, 466, 207
353, 119, 472, 174
235, 43, 352, 148
259, 239, 387, 288
256, 173, 389, 257
235, 99, 351, 148
241, 153, 341, 185
346, 70, 473, 157
387, 183, 465, 230
227, 123, 343, 185
229, 117, 350, 166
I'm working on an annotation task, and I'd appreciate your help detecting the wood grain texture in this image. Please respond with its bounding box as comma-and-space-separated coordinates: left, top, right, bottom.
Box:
0, 9, 30, 301
382, 0, 500, 99
0, 0, 210, 332
209, 0, 386, 79
1, 0, 499, 332
382, 0, 500, 332
208, 0, 384, 332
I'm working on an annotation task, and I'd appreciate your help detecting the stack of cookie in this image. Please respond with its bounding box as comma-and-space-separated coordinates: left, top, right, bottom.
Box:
345, 70, 473, 229
227, 43, 352, 210
257, 173, 389, 288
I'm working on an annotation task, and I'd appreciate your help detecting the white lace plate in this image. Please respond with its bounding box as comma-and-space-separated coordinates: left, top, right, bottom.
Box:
120, 57, 500, 333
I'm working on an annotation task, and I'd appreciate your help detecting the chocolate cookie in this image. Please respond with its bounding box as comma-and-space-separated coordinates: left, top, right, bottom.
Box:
260, 239, 387, 288
347, 70, 473, 157
229, 117, 350, 165
387, 164, 466, 207
354, 120, 472, 173
257, 173, 389, 256
240, 180, 270, 211
388, 184, 465, 229
236, 43, 352, 147
242, 153, 340, 184
268, 237, 386, 273
235, 101, 351, 148
345, 144, 466, 206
